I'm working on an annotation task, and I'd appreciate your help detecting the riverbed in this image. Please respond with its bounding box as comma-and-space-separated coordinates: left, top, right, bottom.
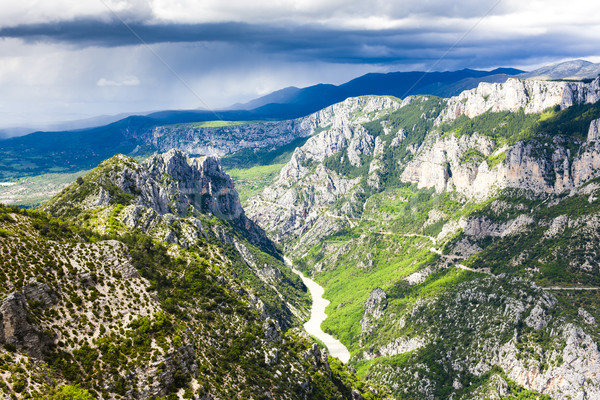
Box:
285, 258, 351, 363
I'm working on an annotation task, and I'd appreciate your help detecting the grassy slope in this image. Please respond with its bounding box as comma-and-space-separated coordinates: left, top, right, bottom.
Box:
227, 164, 285, 204
161, 120, 265, 129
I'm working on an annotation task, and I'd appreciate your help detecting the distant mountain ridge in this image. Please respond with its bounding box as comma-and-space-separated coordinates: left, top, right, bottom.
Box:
231, 68, 524, 114
519, 59, 600, 81
2, 60, 600, 181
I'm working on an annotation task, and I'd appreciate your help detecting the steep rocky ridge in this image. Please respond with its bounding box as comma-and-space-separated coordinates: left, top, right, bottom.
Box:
43, 149, 269, 250
41, 150, 310, 332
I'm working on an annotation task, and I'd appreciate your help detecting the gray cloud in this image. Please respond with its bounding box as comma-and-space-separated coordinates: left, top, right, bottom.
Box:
0, 18, 443, 51
1, 11, 598, 70
0, 0, 599, 130
0, 17, 574, 67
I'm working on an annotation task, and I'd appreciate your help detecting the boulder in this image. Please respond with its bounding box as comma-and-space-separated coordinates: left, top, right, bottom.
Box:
0, 292, 53, 358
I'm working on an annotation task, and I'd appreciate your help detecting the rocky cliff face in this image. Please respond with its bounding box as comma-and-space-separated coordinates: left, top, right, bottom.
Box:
437, 77, 600, 123
43, 149, 271, 251
246, 95, 418, 252
0, 292, 53, 359
146, 95, 403, 157
360, 288, 387, 339
401, 117, 600, 200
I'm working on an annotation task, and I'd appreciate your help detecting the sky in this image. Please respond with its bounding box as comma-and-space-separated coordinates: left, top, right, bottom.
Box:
1, 0, 599, 130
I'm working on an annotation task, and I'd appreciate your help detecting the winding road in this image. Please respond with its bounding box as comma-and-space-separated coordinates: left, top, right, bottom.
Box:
284, 257, 351, 363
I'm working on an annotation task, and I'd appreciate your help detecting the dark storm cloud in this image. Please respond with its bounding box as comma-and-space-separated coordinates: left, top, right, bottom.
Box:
1, 15, 596, 70
0, 18, 480, 64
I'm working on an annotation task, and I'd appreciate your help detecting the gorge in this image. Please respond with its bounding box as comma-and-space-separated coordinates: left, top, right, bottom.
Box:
4, 64, 600, 399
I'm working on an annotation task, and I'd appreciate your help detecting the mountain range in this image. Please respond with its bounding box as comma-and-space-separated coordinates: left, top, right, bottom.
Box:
2, 60, 600, 183
228, 67, 524, 114
3, 59, 600, 399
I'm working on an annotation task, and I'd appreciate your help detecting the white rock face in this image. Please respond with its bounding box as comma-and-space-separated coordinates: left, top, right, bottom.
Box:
437, 77, 600, 124
246, 96, 404, 249
101, 150, 258, 248
362, 336, 427, 360
401, 130, 600, 200
379, 336, 427, 358
496, 323, 600, 400
588, 118, 600, 141
459, 214, 534, 238
400, 133, 498, 199
360, 288, 388, 337
148, 95, 402, 157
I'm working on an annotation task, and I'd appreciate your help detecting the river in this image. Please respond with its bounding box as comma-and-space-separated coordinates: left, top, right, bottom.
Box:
284, 257, 351, 363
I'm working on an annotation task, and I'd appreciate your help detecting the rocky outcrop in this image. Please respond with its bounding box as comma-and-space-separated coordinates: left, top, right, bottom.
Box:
142, 150, 244, 220
401, 123, 600, 200
45, 150, 274, 251
304, 343, 332, 378
458, 215, 535, 238
246, 97, 406, 251
0, 292, 53, 358
400, 133, 498, 199
437, 77, 600, 124
495, 323, 600, 400
588, 118, 600, 141
23, 281, 58, 308
361, 288, 388, 336
137, 344, 199, 398
377, 337, 427, 359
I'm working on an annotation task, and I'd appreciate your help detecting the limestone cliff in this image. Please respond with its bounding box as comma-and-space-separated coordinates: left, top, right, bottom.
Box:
437, 77, 600, 123
43, 149, 271, 252
146, 95, 403, 157
401, 118, 600, 200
